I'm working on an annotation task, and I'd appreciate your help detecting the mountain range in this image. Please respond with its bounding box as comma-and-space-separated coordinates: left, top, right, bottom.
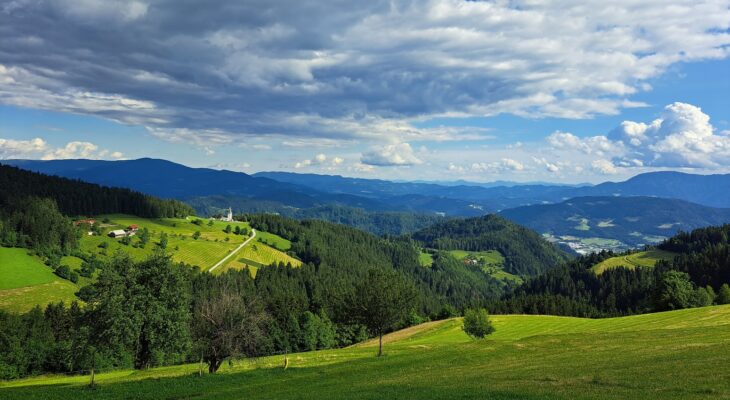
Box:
5, 158, 730, 252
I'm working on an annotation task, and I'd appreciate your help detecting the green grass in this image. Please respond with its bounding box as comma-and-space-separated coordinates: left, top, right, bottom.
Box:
216, 241, 301, 277
4, 305, 730, 399
447, 249, 520, 283
0, 248, 81, 313
418, 251, 433, 267
255, 230, 292, 251
592, 249, 677, 274
81, 215, 252, 269
0, 248, 58, 290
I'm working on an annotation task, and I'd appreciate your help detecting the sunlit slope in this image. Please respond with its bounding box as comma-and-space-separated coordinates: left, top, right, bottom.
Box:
4, 305, 730, 399
0, 248, 79, 313
592, 249, 676, 274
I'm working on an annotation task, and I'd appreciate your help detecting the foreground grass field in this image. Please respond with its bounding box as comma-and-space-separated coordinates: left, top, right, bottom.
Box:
592, 249, 676, 274
0, 248, 80, 313
4, 305, 730, 399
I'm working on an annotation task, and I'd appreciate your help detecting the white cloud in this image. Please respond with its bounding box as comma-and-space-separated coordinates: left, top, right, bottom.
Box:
361, 143, 423, 167
0, 137, 123, 160
545, 102, 730, 171
0, 137, 48, 158
294, 153, 345, 169
609, 102, 730, 168
591, 159, 620, 175
1, 1, 729, 148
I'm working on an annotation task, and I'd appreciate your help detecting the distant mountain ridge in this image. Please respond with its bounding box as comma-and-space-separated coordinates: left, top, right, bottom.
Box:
7, 158, 730, 221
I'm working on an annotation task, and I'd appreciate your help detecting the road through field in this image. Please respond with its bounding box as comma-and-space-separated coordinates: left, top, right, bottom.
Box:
207, 229, 256, 273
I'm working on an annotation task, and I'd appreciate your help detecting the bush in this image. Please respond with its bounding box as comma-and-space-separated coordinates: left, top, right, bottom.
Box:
462, 308, 495, 339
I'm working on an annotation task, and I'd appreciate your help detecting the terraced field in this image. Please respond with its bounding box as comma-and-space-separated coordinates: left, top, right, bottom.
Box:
4, 305, 730, 399
0, 248, 80, 313
592, 249, 677, 274
216, 240, 301, 277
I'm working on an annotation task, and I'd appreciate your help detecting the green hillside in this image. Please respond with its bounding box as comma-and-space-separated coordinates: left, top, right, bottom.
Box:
592, 249, 677, 274
80, 214, 251, 269
412, 214, 570, 276
447, 249, 522, 284
4, 305, 730, 399
0, 248, 80, 313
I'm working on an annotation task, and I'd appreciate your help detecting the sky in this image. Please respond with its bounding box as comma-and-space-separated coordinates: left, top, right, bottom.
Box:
0, 0, 729, 184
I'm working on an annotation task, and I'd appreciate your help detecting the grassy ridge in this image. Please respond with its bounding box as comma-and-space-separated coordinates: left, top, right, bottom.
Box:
4, 305, 730, 399
592, 249, 676, 275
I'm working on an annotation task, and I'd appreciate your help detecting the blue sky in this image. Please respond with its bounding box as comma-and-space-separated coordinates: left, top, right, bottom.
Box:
1, 1, 729, 183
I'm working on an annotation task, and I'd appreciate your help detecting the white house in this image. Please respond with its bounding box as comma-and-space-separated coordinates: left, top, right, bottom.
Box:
108, 229, 128, 238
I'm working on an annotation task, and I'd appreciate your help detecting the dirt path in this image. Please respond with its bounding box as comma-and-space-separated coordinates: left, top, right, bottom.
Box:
207, 229, 256, 273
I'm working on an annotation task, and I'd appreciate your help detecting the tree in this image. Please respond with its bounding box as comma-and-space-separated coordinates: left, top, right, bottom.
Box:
138, 228, 150, 247
225, 225, 232, 234
234, 226, 241, 235
159, 232, 168, 249
192, 281, 269, 373
717, 284, 730, 305
88, 252, 192, 369
655, 271, 695, 311
462, 308, 495, 339
349, 268, 416, 357
192, 231, 201, 240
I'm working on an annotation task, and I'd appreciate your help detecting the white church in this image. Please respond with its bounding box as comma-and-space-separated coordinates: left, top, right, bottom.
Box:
220, 207, 233, 222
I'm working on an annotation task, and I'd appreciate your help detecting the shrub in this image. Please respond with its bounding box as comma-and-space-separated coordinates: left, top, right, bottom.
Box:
462, 308, 495, 339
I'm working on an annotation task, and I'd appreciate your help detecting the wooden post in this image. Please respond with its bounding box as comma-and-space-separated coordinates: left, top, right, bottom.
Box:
89, 367, 95, 388
284, 348, 289, 370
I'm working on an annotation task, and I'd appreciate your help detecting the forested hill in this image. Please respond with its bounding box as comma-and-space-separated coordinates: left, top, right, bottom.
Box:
246, 214, 503, 315
411, 214, 570, 276
0, 163, 194, 218
495, 223, 730, 318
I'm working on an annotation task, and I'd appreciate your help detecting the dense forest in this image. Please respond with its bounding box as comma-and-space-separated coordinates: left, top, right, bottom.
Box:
0, 164, 194, 219
412, 214, 570, 275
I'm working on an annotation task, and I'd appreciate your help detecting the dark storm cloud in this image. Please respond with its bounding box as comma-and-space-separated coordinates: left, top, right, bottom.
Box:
1, 0, 729, 146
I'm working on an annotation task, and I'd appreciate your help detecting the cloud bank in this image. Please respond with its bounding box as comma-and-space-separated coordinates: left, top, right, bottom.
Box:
1, 0, 729, 151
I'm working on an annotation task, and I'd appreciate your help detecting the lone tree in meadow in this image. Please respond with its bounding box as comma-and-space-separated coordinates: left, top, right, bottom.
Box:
192, 280, 269, 373
349, 268, 416, 357
462, 308, 495, 339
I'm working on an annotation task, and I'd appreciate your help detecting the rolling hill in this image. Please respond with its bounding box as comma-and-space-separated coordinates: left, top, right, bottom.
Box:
412, 214, 570, 276
3, 305, 730, 399
499, 196, 730, 253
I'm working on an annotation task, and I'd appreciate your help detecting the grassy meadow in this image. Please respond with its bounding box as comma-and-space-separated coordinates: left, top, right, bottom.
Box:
592, 249, 677, 274
3, 305, 730, 399
0, 248, 80, 313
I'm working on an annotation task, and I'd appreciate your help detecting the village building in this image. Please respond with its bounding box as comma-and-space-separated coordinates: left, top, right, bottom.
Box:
220, 207, 234, 222
108, 229, 128, 238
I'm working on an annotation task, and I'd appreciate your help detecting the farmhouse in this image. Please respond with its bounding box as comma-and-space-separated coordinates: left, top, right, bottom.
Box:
108, 229, 128, 238
73, 219, 96, 226
127, 224, 139, 232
